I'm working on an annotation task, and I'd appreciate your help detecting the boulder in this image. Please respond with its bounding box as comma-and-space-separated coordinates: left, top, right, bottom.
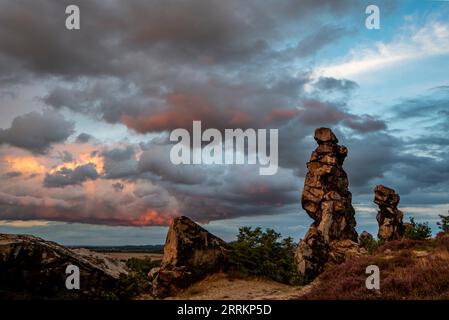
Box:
151, 216, 230, 298
374, 185, 404, 241
358, 231, 374, 245
0, 234, 127, 299
295, 128, 359, 280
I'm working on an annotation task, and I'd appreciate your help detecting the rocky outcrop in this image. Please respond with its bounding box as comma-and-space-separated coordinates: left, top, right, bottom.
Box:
295, 128, 360, 280
150, 216, 230, 298
358, 231, 374, 245
0, 234, 128, 299
374, 185, 404, 241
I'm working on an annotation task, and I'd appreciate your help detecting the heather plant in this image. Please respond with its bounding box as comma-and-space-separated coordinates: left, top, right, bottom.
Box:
302, 238, 449, 299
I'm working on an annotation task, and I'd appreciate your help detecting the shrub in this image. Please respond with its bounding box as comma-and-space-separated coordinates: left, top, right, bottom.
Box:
126, 257, 161, 275
111, 257, 162, 299
403, 217, 432, 240
359, 236, 384, 255
227, 227, 303, 285
437, 212, 449, 233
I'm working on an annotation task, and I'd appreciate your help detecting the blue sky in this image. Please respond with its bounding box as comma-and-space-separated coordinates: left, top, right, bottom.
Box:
0, 0, 448, 245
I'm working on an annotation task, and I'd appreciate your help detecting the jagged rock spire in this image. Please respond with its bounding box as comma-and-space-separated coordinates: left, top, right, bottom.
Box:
295, 128, 360, 279
374, 185, 404, 241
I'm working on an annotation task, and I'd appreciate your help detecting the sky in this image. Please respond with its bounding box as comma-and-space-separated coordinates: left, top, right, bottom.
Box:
0, 0, 448, 245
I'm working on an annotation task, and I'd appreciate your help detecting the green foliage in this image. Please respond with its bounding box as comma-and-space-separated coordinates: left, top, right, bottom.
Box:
404, 217, 432, 240
110, 258, 161, 299
437, 212, 449, 233
114, 272, 149, 299
359, 236, 384, 255
227, 227, 303, 285
126, 257, 161, 275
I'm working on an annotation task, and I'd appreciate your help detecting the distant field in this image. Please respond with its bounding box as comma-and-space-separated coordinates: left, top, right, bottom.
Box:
96, 251, 163, 261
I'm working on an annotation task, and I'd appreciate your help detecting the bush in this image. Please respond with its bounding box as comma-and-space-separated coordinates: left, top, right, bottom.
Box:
110, 258, 162, 299
126, 257, 161, 275
404, 217, 432, 240
437, 212, 449, 233
227, 227, 303, 285
359, 236, 384, 255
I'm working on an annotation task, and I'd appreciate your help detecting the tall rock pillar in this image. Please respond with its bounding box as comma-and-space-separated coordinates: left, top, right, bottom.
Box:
374, 185, 404, 241
295, 128, 359, 280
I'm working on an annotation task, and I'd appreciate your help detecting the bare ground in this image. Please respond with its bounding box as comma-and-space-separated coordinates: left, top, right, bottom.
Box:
162, 273, 313, 300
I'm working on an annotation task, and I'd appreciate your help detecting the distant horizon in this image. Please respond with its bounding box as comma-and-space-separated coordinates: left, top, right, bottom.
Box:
0, 205, 445, 246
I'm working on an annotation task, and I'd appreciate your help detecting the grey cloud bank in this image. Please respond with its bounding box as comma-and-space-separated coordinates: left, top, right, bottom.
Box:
0, 0, 447, 241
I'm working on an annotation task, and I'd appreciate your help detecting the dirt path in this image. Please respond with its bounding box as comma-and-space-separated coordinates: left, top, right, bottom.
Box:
164, 273, 312, 300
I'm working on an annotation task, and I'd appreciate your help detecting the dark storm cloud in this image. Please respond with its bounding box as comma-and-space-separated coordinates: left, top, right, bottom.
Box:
166, 166, 300, 222
60, 151, 74, 163
101, 145, 139, 179
2, 171, 22, 179
0, 0, 413, 227
43, 75, 311, 132
0, 111, 74, 154
0, 0, 118, 79
75, 133, 93, 143
342, 115, 387, 132
112, 182, 124, 192
0, 0, 363, 81
314, 77, 359, 93
43, 163, 99, 188
138, 144, 208, 185
102, 145, 135, 162
343, 132, 399, 191
273, 25, 350, 60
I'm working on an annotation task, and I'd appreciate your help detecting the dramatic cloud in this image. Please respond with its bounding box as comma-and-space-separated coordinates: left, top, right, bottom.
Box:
313, 77, 359, 93
0, 111, 74, 154
44, 163, 99, 188
101, 145, 138, 179
75, 133, 93, 143
0, 0, 447, 234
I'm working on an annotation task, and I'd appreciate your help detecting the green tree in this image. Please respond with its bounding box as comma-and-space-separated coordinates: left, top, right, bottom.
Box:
437, 211, 449, 233
227, 227, 303, 285
404, 217, 432, 240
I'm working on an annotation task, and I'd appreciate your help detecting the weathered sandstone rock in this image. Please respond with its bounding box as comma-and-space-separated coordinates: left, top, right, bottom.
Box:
374, 185, 404, 241
0, 234, 127, 299
295, 128, 359, 280
358, 230, 374, 246
151, 216, 230, 298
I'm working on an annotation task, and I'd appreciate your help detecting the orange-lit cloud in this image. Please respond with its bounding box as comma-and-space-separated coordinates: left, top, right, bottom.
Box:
3, 155, 46, 174
49, 151, 105, 175
131, 209, 176, 226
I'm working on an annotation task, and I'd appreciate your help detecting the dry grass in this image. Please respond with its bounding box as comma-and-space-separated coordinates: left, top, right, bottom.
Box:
95, 251, 163, 261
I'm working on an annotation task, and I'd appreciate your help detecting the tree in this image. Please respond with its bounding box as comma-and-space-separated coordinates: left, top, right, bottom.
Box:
437, 211, 449, 233
227, 227, 303, 285
404, 217, 432, 240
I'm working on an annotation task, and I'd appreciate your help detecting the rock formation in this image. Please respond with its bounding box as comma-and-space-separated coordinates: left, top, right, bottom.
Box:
0, 234, 128, 299
358, 230, 374, 245
150, 216, 230, 298
374, 185, 404, 241
295, 128, 360, 280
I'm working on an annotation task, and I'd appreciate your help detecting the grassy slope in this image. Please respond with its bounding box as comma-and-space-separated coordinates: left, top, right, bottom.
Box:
302, 234, 449, 300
